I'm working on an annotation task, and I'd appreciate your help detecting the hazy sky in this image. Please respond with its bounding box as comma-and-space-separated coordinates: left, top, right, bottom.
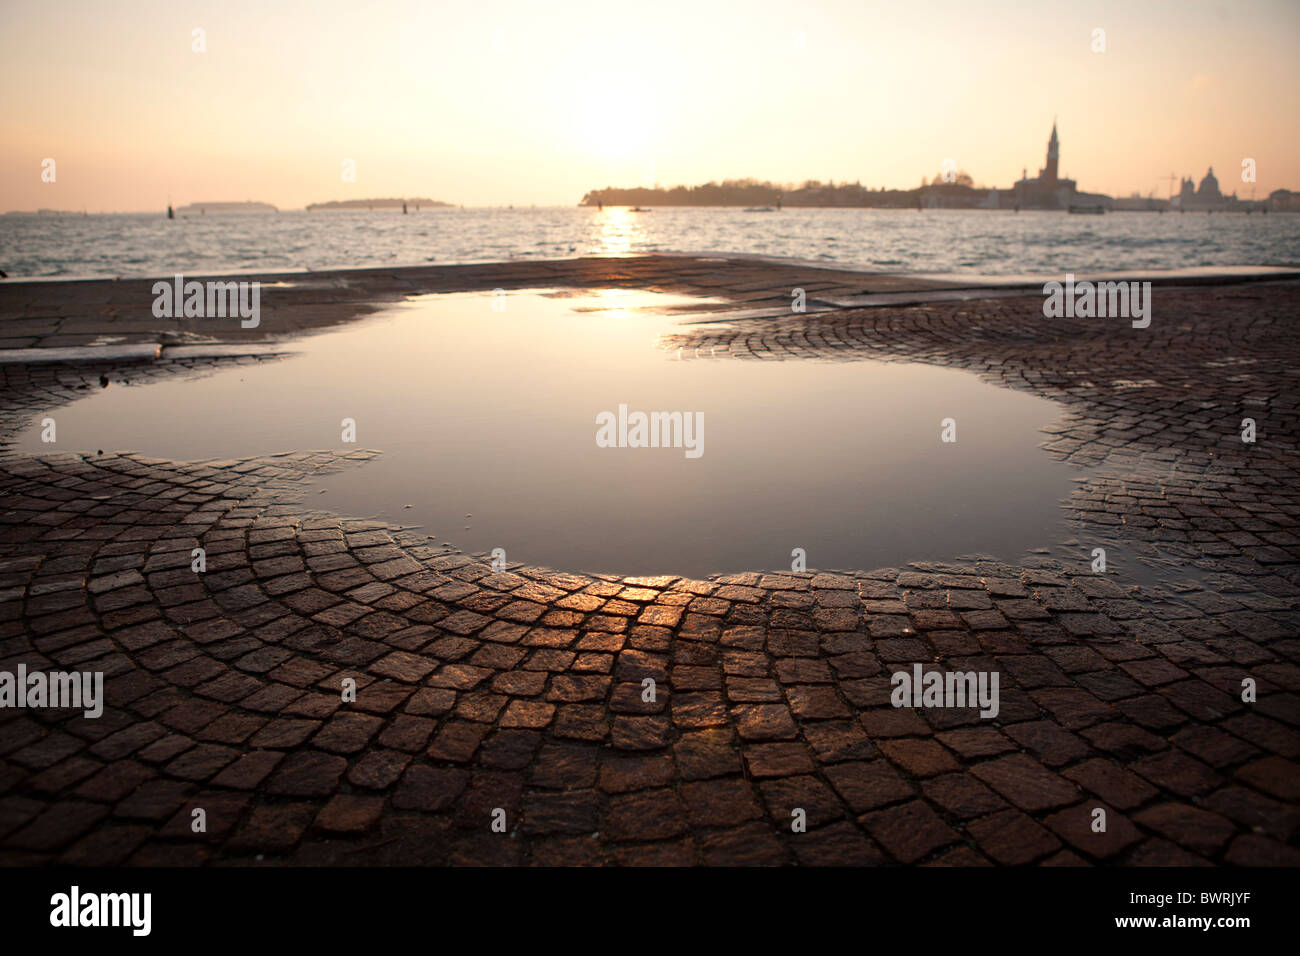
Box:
3, 0, 1297, 211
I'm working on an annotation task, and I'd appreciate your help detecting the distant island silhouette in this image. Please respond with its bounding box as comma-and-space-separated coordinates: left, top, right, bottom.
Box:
307, 198, 451, 211
1, 209, 88, 216
580, 178, 1037, 210
176, 201, 278, 214
582, 126, 1292, 213
583, 180, 901, 209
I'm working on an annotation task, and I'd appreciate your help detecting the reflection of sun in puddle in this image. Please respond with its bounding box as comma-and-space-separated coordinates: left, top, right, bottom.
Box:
572, 288, 641, 317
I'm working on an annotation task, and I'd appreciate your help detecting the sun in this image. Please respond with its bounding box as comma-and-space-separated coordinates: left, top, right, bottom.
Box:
570, 84, 655, 161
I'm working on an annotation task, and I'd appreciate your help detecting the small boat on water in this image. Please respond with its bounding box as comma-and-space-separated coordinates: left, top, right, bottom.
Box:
1068, 204, 1106, 215
744, 206, 776, 212
630, 206, 652, 212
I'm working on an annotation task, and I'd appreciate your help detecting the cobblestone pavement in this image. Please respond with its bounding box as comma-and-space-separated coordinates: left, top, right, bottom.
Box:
0, 259, 1297, 866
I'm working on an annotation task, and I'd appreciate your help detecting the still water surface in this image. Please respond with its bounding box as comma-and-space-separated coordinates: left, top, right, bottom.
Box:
18, 289, 1088, 576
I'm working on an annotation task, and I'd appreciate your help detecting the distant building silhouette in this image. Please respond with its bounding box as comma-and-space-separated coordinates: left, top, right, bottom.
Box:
579, 122, 1289, 212
1268, 189, 1298, 212
1012, 121, 1097, 209
1173, 167, 1246, 210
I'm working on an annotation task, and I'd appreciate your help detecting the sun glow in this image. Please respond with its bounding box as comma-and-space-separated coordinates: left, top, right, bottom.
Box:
2, 0, 1297, 211
570, 84, 656, 161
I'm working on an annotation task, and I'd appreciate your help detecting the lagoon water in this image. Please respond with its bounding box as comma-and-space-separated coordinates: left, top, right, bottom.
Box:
2, 206, 1298, 279
16, 289, 1088, 577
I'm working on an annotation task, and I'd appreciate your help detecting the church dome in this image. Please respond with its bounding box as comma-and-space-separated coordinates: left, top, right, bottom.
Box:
1197, 167, 1221, 198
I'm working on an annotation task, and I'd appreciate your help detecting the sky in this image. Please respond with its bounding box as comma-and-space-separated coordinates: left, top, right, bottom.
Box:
2, 0, 1297, 211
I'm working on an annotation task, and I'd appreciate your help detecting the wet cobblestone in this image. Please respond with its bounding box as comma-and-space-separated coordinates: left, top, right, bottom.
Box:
0, 260, 1296, 866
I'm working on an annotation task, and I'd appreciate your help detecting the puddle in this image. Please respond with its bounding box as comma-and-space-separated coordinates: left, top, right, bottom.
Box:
17, 289, 1092, 577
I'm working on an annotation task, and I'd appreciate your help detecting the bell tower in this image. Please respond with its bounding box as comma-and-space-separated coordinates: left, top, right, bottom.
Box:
1044, 120, 1059, 184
